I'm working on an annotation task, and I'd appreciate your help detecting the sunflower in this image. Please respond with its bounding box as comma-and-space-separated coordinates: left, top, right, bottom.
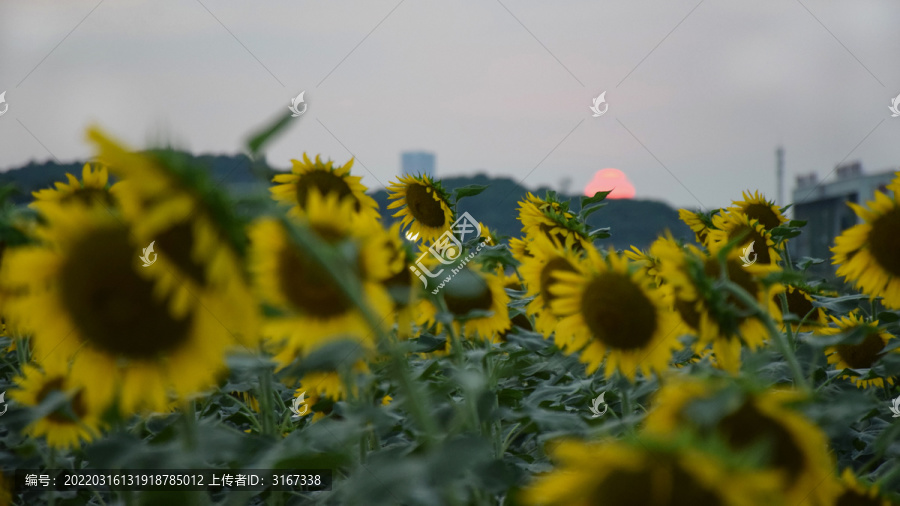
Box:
12, 363, 103, 449
270, 153, 379, 222
832, 189, 900, 309
815, 312, 899, 389
297, 361, 368, 422
508, 236, 533, 261
31, 162, 117, 213
708, 211, 781, 266
728, 191, 787, 232
549, 247, 682, 380
518, 233, 583, 336
834, 468, 896, 506
521, 438, 779, 506
773, 285, 828, 332
387, 174, 454, 242
249, 218, 393, 368
376, 224, 421, 338
87, 128, 258, 344
624, 234, 675, 287
517, 193, 592, 252
418, 265, 511, 342
678, 208, 714, 245
652, 236, 782, 374
1, 205, 239, 414
645, 379, 839, 506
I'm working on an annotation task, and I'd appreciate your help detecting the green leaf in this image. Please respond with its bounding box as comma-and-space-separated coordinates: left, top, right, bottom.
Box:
589, 227, 611, 240
796, 257, 825, 270
580, 202, 607, 220
810, 293, 870, 313
580, 190, 611, 208
452, 184, 488, 202
246, 111, 294, 156
876, 311, 900, 324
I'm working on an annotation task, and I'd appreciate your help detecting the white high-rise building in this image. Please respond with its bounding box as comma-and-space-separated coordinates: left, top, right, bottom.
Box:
401, 151, 435, 178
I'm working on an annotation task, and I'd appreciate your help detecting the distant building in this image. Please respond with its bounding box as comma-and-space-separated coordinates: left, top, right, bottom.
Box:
790, 161, 896, 272
401, 151, 435, 178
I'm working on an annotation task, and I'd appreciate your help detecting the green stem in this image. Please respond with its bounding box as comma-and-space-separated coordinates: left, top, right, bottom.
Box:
257, 369, 277, 436
722, 281, 810, 392
288, 225, 440, 446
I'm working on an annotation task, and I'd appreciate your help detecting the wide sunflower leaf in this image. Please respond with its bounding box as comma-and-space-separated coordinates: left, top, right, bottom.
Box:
452, 184, 488, 202
810, 293, 870, 313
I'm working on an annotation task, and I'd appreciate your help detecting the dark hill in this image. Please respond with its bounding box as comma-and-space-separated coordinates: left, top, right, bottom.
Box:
2, 158, 690, 250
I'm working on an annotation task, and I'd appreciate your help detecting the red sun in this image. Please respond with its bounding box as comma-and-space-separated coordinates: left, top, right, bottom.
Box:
584, 168, 635, 199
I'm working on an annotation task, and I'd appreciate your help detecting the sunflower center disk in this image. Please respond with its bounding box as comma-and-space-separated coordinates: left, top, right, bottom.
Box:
729, 226, 771, 264
405, 184, 447, 228
744, 203, 782, 231
60, 227, 193, 359
705, 259, 759, 310
777, 289, 814, 319
717, 401, 805, 481
295, 171, 358, 211
36, 377, 88, 423
443, 269, 493, 316
868, 208, 900, 276
278, 246, 352, 318
155, 221, 207, 285
539, 257, 576, 307
580, 273, 657, 350
592, 460, 724, 506
835, 334, 886, 369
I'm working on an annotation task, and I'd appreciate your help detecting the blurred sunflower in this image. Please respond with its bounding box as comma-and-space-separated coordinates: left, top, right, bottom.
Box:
12, 364, 103, 449
624, 234, 675, 287
521, 439, 778, 506
517, 193, 592, 252
652, 237, 782, 374
31, 162, 117, 213
249, 218, 392, 367
815, 312, 898, 389
270, 153, 379, 221
834, 468, 896, 506
418, 265, 510, 341
549, 248, 682, 380
1, 205, 238, 414
518, 234, 583, 336
772, 285, 828, 332
645, 380, 838, 506
88, 128, 258, 343
508, 236, 533, 261
832, 189, 900, 309
678, 208, 714, 245
728, 191, 787, 231
298, 361, 368, 422
374, 224, 421, 338
708, 212, 781, 266
387, 174, 454, 242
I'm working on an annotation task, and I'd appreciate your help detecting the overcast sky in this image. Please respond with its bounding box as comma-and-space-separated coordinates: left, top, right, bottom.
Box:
1, 1, 898, 209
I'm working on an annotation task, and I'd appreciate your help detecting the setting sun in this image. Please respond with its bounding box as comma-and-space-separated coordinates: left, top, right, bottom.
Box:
584, 168, 635, 199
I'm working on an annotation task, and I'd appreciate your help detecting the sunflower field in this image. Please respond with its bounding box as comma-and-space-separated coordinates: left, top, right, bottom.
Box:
1, 123, 900, 506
